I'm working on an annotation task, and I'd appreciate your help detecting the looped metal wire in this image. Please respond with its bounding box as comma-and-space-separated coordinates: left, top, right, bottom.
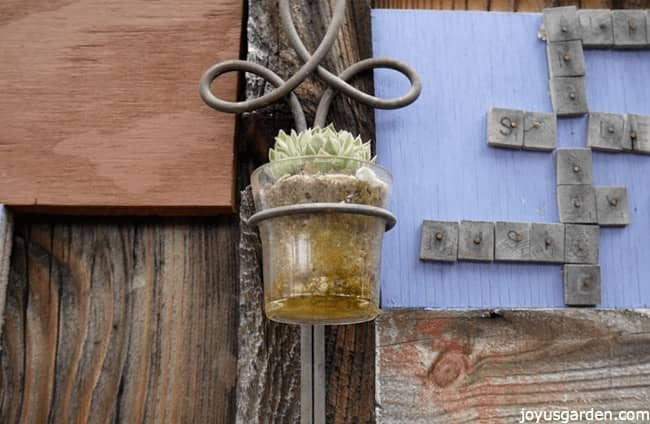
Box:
199, 0, 421, 131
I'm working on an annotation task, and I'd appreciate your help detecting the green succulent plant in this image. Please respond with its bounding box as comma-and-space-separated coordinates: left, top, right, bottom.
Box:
268, 124, 374, 177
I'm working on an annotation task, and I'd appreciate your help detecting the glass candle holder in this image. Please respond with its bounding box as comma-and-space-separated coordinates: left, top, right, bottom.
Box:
251, 156, 393, 325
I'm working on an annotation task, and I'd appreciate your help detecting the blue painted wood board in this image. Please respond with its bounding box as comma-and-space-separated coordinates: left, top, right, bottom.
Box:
372, 10, 650, 308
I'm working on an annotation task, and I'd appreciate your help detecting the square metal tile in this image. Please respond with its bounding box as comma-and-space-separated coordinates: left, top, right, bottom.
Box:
587, 112, 626, 152
543, 6, 582, 42
628, 114, 650, 154
487, 107, 524, 149
578, 9, 614, 48
420, 220, 459, 262
523, 112, 557, 151
494, 222, 531, 262
596, 186, 630, 226
556, 148, 593, 185
564, 264, 601, 306
530, 223, 565, 263
550, 77, 588, 117
612, 10, 648, 49
565, 224, 600, 264
546, 40, 586, 78
557, 185, 598, 224
458, 221, 494, 262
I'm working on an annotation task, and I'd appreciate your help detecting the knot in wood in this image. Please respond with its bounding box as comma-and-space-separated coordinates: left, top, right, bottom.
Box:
431, 352, 464, 388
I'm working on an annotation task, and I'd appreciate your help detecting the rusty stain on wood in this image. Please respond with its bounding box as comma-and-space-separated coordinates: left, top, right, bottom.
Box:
376, 309, 650, 423
0, 0, 241, 214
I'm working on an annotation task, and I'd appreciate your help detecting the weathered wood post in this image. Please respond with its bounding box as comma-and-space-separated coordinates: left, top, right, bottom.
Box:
239, 1, 379, 422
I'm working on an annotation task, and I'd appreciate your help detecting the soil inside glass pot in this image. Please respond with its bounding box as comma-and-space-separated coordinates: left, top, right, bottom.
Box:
258, 171, 388, 325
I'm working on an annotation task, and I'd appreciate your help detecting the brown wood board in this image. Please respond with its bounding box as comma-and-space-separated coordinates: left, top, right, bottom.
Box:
376, 309, 650, 423
0, 215, 239, 423
0, 0, 242, 214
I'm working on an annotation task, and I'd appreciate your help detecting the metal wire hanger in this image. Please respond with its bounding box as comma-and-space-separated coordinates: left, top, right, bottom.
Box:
198, 2, 422, 423
198, 0, 422, 132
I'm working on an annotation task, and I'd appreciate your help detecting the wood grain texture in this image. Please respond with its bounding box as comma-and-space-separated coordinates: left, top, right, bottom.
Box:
376, 309, 650, 423
244, 1, 377, 423
0, 206, 12, 333
0, 215, 239, 423
373, 10, 650, 308
237, 189, 301, 423
0, 0, 241, 214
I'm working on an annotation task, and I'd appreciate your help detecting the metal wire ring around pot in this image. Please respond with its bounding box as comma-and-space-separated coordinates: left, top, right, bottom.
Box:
246, 202, 396, 231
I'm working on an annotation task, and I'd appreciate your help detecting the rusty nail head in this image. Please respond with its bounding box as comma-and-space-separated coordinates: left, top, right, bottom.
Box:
473, 236, 482, 245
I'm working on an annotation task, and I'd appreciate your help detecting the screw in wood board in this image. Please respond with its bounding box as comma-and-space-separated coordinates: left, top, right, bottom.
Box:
458, 221, 495, 262
596, 186, 630, 227
487, 107, 524, 149
556, 148, 593, 185
542, 6, 581, 43
420, 220, 459, 262
529, 223, 565, 263
494, 222, 531, 262
587, 112, 626, 152
612, 10, 648, 49
563, 264, 602, 306
577, 9, 614, 49
550, 77, 588, 117
523, 112, 556, 151
627, 114, 650, 154
565, 224, 600, 265
546, 40, 585, 78
557, 185, 598, 224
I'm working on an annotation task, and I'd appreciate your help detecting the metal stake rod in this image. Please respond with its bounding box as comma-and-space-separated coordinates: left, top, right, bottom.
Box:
199, 1, 421, 422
